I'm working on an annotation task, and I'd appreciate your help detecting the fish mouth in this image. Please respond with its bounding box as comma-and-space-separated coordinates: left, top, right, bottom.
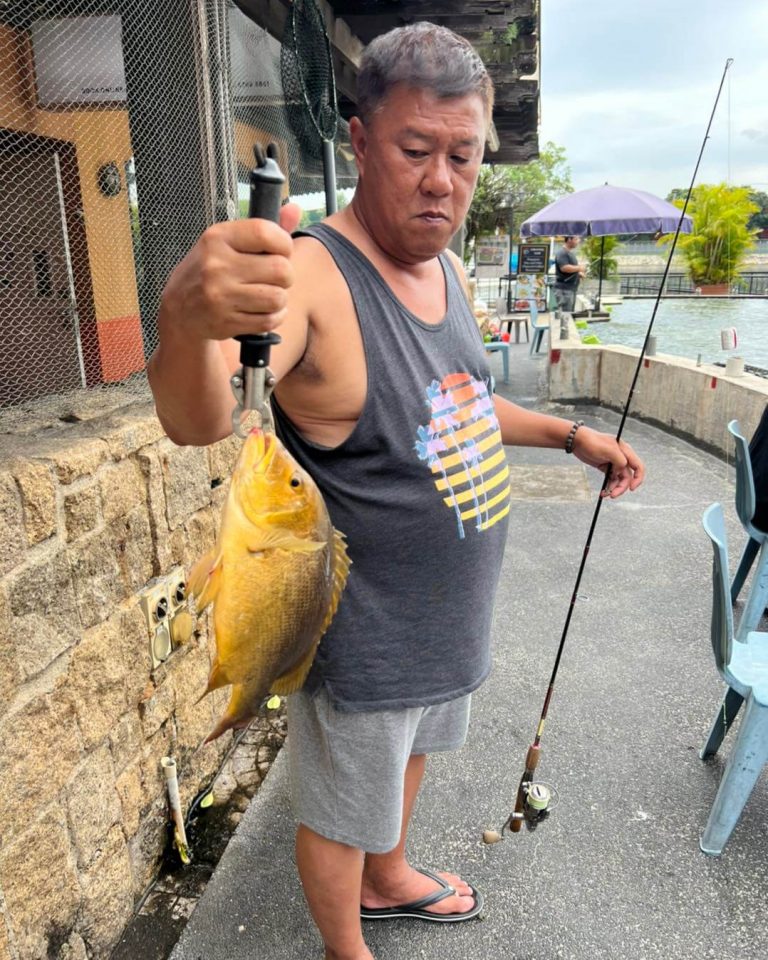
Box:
248, 427, 277, 473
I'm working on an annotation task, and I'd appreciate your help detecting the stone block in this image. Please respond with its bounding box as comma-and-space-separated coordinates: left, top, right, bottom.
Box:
160, 443, 211, 530
0, 804, 81, 959
66, 744, 121, 869
103, 410, 165, 461
10, 459, 56, 545
8, 548, 80, 680
115, 759, 144, 839
78, 825, 134, 956
180, 507, 217, 572
63, 483, 101, 541
120, 603, 154, 709
110, 505, 154, 596
59, 933, 88, 960
0, 693, 82, 849
207, 433, 241, 484
0, 473, 24, 577
137, 446, 172, 575
100, 459, 147, 524
127, 796, 167, 897
139, 681, 175, 740
0, 588, 19, 716
49, 437, 110, 484
65, 612, 129, 751
110, 710, 143, 774
0, 912, 11, 960
167, 644, 214, 753
67, 527, 123, 629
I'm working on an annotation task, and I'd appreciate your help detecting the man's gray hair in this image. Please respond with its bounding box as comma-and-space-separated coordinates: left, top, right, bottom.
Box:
356, 22, 494, 126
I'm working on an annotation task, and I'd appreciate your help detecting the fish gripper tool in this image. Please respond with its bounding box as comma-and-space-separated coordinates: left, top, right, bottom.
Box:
231, 142, 286, 438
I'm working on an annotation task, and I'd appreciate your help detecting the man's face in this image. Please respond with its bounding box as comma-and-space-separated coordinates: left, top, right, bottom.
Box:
566, 237, 580, 250
350, 85, 487, 264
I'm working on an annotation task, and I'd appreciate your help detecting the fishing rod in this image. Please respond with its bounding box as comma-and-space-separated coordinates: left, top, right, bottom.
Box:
484, 57, 734, 843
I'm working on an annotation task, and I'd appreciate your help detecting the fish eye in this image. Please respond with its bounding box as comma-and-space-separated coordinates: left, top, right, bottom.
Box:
289, 476, 302, 489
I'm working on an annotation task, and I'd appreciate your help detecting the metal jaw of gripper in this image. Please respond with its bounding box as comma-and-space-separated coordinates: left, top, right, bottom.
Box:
231, 363, 276, 438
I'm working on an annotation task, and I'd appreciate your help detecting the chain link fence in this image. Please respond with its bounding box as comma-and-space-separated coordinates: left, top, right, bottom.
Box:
0, 0, 356, 437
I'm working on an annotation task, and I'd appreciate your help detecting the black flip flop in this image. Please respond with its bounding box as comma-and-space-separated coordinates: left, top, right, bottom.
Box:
360, 866, 484, 923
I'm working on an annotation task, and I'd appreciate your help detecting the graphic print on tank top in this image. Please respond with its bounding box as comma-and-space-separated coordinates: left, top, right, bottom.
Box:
415, 373, 510, 540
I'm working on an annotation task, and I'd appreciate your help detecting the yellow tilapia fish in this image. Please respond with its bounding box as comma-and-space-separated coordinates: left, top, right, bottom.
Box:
187, 427, 349, 742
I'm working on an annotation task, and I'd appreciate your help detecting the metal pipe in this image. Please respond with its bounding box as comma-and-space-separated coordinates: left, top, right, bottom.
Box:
323, 138, 337, 215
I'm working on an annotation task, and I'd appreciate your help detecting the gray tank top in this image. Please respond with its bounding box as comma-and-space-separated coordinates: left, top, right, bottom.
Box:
273, 223, 510, 711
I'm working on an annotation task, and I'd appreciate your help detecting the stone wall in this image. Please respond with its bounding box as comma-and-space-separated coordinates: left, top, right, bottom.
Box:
0, 401, 242, 959
547, 316, 768, 453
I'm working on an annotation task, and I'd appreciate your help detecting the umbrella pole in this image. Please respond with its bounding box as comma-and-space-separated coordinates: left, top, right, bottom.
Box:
596, 236, 605, 311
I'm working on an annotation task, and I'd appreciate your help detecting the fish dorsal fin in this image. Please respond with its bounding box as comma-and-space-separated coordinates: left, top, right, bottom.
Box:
246, 529, 327, 554
321, 528, 351, 634
271, 528, 351, 697
187, 548, 223, 612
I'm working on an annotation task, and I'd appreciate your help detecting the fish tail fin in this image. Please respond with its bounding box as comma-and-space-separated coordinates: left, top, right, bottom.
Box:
187, 548, 223, 612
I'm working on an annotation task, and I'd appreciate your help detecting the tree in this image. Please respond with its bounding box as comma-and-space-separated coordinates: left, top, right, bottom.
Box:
667, 186, 768, 232
582, 235, 619, 279
664, 183, 758, 286
464, 141, 573, 259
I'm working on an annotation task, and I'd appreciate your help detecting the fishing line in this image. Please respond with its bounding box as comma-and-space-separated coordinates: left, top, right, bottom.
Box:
485, 58, 735, 841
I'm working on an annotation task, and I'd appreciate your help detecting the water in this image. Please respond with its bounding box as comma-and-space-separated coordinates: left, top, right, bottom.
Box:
598, 298, 768, 371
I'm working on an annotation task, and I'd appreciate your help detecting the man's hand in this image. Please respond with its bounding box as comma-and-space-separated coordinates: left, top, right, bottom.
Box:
160, 203, 302, 343
572, 426, 644, 498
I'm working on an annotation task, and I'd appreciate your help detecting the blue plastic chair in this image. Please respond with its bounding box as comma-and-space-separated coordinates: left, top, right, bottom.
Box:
484, 340, 510, 384
699, 502, 768, 855
729, 419, 763, 600
727, 420, 768, 641
528, 300, 549, 356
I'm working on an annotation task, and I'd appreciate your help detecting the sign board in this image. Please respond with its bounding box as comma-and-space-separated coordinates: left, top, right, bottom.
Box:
517, 243, 549, 275
31, 16, 127, 106
475, 234, 510, 280
229, 7, 283, 102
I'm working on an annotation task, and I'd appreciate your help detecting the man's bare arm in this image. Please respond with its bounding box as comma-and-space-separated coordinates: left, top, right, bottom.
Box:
148, 206, 304, 445
493, 395, 644, 497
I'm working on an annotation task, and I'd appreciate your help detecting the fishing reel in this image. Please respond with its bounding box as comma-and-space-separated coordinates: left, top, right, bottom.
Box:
482, 779, 557, 844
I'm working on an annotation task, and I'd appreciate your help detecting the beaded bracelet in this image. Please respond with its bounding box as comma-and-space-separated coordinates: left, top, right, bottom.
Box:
564, 420, 584, 454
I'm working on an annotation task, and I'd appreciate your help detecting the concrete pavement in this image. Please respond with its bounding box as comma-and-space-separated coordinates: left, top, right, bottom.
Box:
171, 340, 768, 960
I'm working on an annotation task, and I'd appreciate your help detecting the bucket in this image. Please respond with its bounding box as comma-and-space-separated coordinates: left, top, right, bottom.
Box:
725, 356, 745, 378
720, 327, 738, 351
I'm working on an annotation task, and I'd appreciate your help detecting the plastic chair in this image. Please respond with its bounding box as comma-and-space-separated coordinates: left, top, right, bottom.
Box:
727, 420, 768, 641
699, 502, 768, 855
494, 295, 530, 343
528, 300, 549, 355
484, 339, 509, 383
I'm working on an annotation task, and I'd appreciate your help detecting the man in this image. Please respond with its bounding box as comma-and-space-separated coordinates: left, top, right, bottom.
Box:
554, 235, 586, 313
149, 23, 643, 960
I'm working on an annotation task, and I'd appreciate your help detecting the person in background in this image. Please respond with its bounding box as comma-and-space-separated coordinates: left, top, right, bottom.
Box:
554, 235, 586, 313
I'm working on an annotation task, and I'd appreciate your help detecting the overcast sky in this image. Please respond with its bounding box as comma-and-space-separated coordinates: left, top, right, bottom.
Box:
539, 0, 768, 198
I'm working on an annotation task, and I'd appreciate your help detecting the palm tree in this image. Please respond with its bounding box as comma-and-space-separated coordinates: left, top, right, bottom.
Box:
667, 184, 758, 289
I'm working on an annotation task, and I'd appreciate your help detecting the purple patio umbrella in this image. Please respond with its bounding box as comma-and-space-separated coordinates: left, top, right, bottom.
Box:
520, 183, 692, 238
521, 184, 693, 309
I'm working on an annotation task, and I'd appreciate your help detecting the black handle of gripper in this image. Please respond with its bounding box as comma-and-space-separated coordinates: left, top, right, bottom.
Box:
236, 142, 286, 364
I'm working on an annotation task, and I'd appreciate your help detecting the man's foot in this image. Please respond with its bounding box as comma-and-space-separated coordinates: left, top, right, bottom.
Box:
360, 865, 481, 921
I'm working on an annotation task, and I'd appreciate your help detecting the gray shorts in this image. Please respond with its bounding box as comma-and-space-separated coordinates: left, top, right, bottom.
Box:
555, 285, 577, 312
286, 686, 471, 853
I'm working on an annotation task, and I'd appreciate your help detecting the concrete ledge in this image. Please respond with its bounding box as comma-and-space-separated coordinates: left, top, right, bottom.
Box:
547, 316, 768, 456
